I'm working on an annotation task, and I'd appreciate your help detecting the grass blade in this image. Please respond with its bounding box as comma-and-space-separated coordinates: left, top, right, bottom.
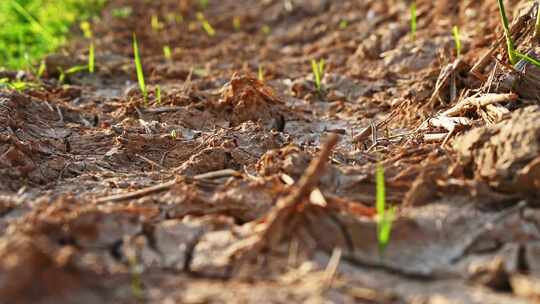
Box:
512, 50, 540, 68
163, 45, 172, 61
452, 26, 461, 57
410, 2, 417, 41
258, 65, 265, 82
132, 33, 147, 103
376, 163, 394, 255
88, 42, 95, 73
376, 163, 385, 216
497, 0, 517, 65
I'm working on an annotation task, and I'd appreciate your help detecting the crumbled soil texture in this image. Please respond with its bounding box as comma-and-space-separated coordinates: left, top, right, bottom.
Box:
1, 0, 540, 303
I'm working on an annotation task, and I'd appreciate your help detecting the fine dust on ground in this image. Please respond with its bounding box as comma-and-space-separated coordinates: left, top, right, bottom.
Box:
1, 0, 540, 303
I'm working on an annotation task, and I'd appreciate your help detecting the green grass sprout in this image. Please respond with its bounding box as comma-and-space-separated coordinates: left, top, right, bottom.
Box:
258, 65, 265, 82
151, 14, 163, 31
339, 19, 348, 29
132, 33, 148, 104
112, 6, 132, 18
196, 12, 215, 36
80, 21, 92, 39
37, 60, 46, 78
155, 85, 162, 105
170, 129, 177, 140
261, 25, 271, 35
410, 2, 417, 41
376, 163, 395, 255
497, 0, 517, 65
536, 3, 540, 40
512, 50, 540, 68
58, 64, 88, 84
80, 21, 95, 73
452, 26, 462, 58
199, 0, 209, 10
163, 45, 172, 61
311, 58, 325, 93
88, 42, 95, 73
233, 16, 241, 31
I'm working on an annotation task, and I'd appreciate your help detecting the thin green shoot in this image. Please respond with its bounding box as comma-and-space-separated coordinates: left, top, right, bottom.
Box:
536, 2, 540, 40
497, 0, 517, 65
0, 78, 33, 91
127, 254, 144, 300
258, 65, 265, 82
37, 60, 46, 78
132, 33, 148, 104
196, 13, 215, 36
199, 0, 209, 9
112, 6, 132, 18
512, 50, 540, 68
151, 14, 163, 31
193, 67, 208, 77
233, 16, 241, 31
311, 58, 325, 93
163, 45, 172, 61
410, 2, 417, 41
261, 25, 271, 35
80, 21, 93, 39
170, 129, 177, 140
155, 85, 162, 105
376, 163, 395, 255
58, 64, 87, 84
452, 26, 462, 58
88, 42, 95, 73
339, 19, 348, 29
80, 21, 95, 73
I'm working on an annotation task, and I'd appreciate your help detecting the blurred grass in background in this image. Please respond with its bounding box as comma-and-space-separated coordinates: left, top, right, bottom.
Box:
0, 0, 106, 70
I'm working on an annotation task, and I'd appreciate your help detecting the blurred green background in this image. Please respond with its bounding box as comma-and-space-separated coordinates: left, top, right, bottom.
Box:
0, 0, 106, 69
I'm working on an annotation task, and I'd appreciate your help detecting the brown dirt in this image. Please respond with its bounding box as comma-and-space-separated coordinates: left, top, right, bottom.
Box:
1, 0, 540, 303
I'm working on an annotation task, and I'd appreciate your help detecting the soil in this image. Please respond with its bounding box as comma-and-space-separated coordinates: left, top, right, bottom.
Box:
1, 0, 540, 303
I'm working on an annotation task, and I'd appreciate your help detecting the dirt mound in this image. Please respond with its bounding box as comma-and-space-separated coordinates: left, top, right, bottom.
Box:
454, 105, 540, 195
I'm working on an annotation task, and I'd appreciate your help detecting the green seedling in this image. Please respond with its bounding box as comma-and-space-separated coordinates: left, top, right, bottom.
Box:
199, 0, 209, 9
497, 0, 517, 65
151, 14, 164, 31
88, 42, 95, 73
80, 22, 95, 73
233, 16, 241, 31
261, 25, 271, 35
80, 21, 93, 39
196, 13, 215, 36
258, 65, 265, 82
410, 2, 417, 41
193, 67, 208, 77
452, 26, 462, 57
512, 50, 540, 68
132, 33, 148, 104
376, 163, 395, 256
536, 2, 540, 40
170, 129, 177, 140
112, 6, 132, 18
155, 85, 162, 105
163, 45, 172, 61
127, 253, 144, 300
339, 19, 348, 29
37, 60, 46, 78
58, 64, 88, 84
311, 58, 325, 93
